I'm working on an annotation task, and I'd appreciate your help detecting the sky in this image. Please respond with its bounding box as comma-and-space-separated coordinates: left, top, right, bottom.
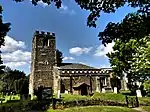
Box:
0, 0, 137, 75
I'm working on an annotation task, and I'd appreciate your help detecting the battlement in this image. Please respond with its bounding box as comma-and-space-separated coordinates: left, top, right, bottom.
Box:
34, 30, 55, 38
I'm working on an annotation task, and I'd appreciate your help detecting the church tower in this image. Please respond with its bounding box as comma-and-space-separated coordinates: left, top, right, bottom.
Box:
29, 31, 56, 96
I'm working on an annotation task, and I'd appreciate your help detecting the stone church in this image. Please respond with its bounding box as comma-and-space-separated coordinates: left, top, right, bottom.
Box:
29, 31, 113, 96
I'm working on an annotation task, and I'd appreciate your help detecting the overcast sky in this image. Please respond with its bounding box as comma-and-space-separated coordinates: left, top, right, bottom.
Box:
0, 1, 137, 74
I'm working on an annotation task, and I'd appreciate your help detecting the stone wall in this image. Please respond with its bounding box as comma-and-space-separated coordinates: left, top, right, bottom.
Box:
29, 31, 56, 95
53, 66, 61, 94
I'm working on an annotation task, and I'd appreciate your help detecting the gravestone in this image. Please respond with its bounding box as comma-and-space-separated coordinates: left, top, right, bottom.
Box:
57, 90, 61, 99
65, 90, 68, 94
114, 87, 118, 94
136, 90, 142, 97
102, 88, 105, 93
42, 87, 53, 99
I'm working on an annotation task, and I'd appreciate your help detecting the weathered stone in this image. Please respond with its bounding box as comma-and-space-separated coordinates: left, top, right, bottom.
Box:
102, 88, 105, 93
136, 90, 142, 97
29, 31, 56, 96
114, 87, 118, 94
29, 31, 114, 96
57, 90, 61, 99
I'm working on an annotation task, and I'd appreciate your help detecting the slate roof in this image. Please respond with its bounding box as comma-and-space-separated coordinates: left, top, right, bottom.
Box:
59, 63, 96, 69
73, 82, 90, 88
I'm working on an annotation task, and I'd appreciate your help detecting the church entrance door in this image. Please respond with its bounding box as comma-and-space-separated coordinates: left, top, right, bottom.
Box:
80, 84, 88, 95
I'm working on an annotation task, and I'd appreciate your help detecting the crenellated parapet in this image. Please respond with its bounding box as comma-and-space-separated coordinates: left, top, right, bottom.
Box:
34, 30, 55, 38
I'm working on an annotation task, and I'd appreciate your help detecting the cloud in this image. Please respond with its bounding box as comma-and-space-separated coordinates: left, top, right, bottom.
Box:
94, 42, 114, 57
78, 62, 88, 65
4, 62, 28, 68
2, 50, 31, 62
99, 64, 111, 68
1, 36, 26, 52
59, 4, 76, 15
63, 56, 74, 61
69, 47, 92, 56
60, 4, 68, 11
1, 36, 31, 70
37, 0, 48, 7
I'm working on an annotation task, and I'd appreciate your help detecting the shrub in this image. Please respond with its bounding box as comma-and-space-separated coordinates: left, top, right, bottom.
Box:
0, 99, 52, 111
92, 92, 125, 103
56, 98, 127, 109
143, 80, 150, 96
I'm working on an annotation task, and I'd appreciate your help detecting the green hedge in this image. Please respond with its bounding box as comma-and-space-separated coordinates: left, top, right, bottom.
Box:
139, 97, 150, 106
92, 92, 126, 103
54, 98, 127, 109
0, 100, 51, 112
61, 94, 90, 102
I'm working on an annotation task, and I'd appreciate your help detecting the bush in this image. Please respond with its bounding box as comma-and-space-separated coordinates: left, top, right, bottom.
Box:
143, 80, 150, 96
0, 99, 52, 111
56, 98, 127, 109
92, 92, 125, 103
139, 97, 150, 106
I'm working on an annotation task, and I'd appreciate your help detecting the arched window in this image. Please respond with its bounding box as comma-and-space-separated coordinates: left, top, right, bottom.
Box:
45, 60, 49, 65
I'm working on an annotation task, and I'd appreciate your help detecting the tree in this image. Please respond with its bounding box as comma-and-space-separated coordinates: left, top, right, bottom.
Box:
2, 1, 150, 90
106, 33, 150, 93
131, 36, 150, 82
13, 0, 150, 28
143, 80, 150, 96
2, 67, 26, 92
56, 49, 63, 66
0, 6, 10, 75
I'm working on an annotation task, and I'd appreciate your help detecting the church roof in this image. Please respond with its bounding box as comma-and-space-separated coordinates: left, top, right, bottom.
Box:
59, 63, 96, 69
73, 82, 90, 88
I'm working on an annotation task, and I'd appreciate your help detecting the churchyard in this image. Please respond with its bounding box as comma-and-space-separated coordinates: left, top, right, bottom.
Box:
0, 31, 150, 111
1, 1, 150, 112
0, 90, 150, 112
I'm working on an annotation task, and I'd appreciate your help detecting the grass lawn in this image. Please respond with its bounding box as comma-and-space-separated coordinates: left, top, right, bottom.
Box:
60, 94, 90, 102
0, 94, 20, 103
47, 106, 140, 112
91, 92, 126, 103
139, 97, 150, 105
59, 92, 126, 102
141, 106, 150, 112
59, 92, 150, 107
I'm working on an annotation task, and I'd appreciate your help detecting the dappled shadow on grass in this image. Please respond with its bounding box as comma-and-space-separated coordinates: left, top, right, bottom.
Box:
120, 90, 133, 96
47, 106, 140, 112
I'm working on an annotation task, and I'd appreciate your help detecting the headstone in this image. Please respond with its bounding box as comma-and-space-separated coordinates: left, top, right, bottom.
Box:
96, 86, 100, 92
102, 88, 105, 93
57, 90, 61, 99
28, 94, 31, 100
21, 94, 25, 101
65, 90, 68, 94
114, 87, 118, 94
31, 94, 34, 100
136, 90, 142, 97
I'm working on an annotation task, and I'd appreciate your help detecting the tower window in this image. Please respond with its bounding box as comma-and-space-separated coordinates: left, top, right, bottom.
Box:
43, 39, 48, 46
45, 60, 49, 65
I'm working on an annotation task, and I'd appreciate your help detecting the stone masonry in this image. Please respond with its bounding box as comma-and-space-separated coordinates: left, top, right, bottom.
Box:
29, 31, 56, 96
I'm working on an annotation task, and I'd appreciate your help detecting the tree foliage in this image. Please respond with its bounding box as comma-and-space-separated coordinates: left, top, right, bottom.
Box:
0, 67, 28, 94
131, 36, 150, 81
4, 0, 150, 88
99, 13, 150, 45
0, 5, 11, 75
56, 49, 63, 66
